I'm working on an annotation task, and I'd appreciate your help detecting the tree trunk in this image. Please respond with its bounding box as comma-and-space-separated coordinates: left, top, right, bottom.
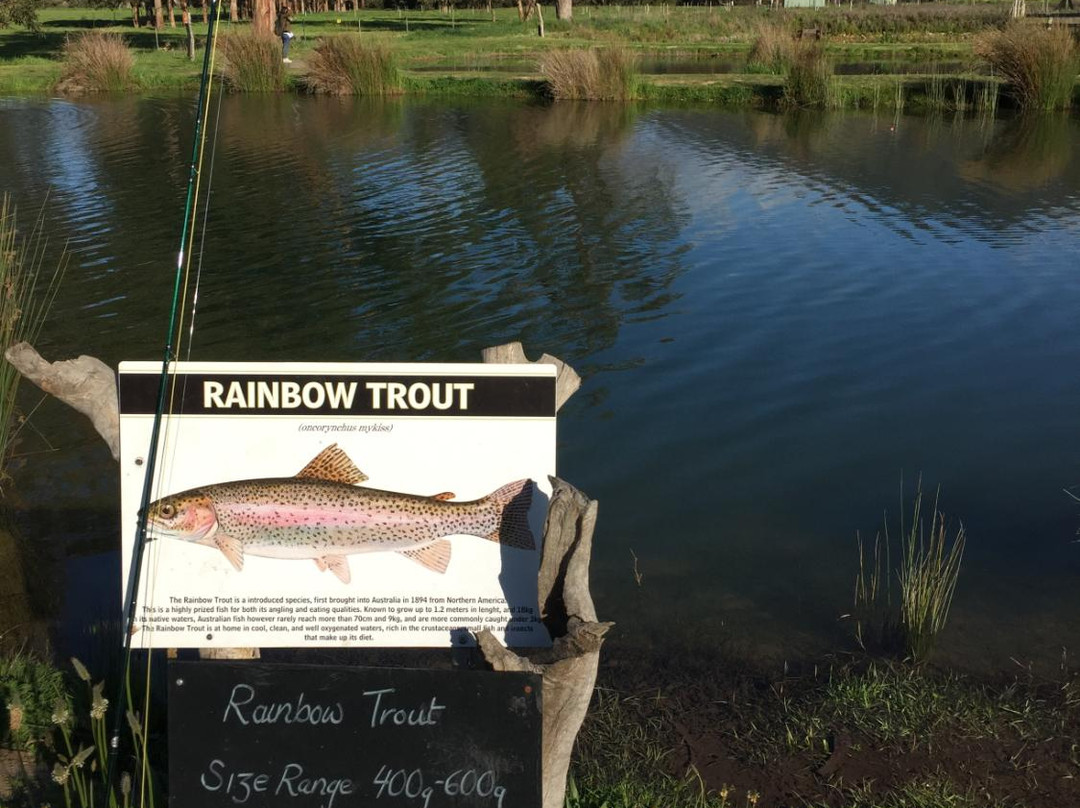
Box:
478, 343, 602, 808
184, 8, 195, 59
153, 0, 164, 30
168, 0, 176, 26
252, 0, 274, 36
230, 0, 238, 21
131, 2, 141, 27
1010, 0, 1026, 16
554, 0, 570, 21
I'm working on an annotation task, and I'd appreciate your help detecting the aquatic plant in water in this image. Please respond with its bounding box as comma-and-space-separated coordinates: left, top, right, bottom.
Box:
853, 479, 965, 664
0, 194, 66, 481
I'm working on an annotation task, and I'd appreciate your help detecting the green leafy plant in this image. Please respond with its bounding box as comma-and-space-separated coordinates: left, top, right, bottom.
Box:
0, 652, 69, 749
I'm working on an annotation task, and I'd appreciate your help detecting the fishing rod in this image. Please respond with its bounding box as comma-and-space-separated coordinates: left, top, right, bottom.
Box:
104, 0, 223, 800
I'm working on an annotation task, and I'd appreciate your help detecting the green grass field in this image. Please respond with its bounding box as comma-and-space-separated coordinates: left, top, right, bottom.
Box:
0, 3, 1022, 97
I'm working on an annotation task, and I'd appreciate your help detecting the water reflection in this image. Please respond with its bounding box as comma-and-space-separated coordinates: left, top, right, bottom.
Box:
960, 114, 1074, 192
0, 97, 1079, 671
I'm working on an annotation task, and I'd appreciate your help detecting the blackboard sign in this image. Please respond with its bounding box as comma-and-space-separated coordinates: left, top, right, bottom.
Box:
168, 661, 542, 808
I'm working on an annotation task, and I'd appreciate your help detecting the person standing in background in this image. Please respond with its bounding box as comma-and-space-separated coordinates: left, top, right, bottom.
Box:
276, 3, 294, 64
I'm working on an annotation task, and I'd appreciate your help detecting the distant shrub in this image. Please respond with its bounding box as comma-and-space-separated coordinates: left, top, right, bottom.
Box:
783, 42, 833, 109
56, 32, 134, 94
540, 47, 638, 101
974, 24, 1080, 111
305, 36, 401, 95
220, 32, 285, 93
747, 21, 794, 74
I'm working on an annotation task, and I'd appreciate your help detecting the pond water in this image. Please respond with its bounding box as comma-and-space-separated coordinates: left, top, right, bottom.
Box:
1, 95, 1078, 674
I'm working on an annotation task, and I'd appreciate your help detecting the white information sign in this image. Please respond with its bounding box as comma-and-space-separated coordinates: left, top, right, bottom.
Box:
118, 362, 556, 650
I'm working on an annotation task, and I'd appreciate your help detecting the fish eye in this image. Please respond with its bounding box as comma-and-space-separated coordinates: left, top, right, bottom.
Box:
159, 503, 176, 519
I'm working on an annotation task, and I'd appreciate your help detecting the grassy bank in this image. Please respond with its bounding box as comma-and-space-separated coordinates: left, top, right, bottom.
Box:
1, 4, 1076, 111
572, 649, 1080, 808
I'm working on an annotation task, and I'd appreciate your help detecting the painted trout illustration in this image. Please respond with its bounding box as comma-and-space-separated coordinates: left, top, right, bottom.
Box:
145, 444, 535, 583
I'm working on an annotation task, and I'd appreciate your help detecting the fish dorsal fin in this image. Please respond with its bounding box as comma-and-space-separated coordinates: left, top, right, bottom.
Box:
316, 554, 351, 584
215, 534, 244, 572
296, 444, 368, 484
398, 539, 451, 575
431, 492, 456, 501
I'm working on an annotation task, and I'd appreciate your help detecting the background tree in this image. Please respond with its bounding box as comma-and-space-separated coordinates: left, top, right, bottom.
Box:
252, 0, 273, 36
0, 0, 42, 30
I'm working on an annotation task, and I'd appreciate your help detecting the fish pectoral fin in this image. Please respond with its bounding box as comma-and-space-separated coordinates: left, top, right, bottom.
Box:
398, 540, 451, 575
431, 492, 456, 501
320, 555, 351, 584
296, 443, 369, 485
215, 534, 244, 572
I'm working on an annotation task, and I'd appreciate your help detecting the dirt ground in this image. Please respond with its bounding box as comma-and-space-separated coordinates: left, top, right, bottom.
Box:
580, 644, 1080, 808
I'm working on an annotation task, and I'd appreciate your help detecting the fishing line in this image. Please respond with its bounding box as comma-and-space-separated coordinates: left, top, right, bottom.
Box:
184, 30, 230, 363
105, 0, 224, 802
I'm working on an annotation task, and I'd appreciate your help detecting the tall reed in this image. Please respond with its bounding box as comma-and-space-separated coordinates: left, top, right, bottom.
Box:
974, 24, 1080, 111
220, 32, 286, 93
897, 486, 965, 664
540, 47, 639, 101
0, 195, 66, 480
746, 21, 793, 74
56, 32, 135, 94
782, 43, 833, 109
305, 36, 401, 96
853, 480, 966, 664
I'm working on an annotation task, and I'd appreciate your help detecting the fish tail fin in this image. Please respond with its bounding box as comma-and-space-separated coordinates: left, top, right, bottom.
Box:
484, 479, 535, 550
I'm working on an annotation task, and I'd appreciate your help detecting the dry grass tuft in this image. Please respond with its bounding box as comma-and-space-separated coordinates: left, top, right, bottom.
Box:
540, 47, 639, 101
305, 36, 401, 96
55, 32, 135, 94
974, 24, 1080, 111
746, 21, 794, 74
220, 32, 286, 93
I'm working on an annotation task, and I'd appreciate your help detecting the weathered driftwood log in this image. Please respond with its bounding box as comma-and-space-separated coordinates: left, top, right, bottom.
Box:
482, 342, 610, 808
4, 342, 120, 460
5, 340, 607, 806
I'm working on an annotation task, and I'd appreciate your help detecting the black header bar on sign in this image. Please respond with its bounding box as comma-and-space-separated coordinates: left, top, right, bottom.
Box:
119, 373, 556, 418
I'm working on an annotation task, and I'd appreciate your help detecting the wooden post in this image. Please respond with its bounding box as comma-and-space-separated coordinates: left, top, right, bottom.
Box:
5, 340, 606, 808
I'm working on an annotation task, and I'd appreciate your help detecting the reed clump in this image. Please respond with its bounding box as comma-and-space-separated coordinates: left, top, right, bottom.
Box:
854, 481, 966, 665
974, 25, 1080, 112
0, 195, 65, 478
305, 36, 401, 96
746, 21, 794, 74
220, 32, 286, 93
540, 47, 639, 101
55, 32, 135, 94
782, 43, 834, 109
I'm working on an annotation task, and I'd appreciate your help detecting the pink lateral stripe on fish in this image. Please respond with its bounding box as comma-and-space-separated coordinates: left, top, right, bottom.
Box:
145, 444, 536, 584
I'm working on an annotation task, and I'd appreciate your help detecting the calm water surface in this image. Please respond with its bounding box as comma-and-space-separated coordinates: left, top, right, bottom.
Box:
1, 95, 1078, 673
